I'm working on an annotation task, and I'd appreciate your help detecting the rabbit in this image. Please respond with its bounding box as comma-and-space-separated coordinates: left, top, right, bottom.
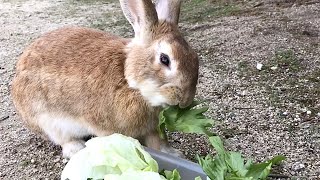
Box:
11, 0, 199, 158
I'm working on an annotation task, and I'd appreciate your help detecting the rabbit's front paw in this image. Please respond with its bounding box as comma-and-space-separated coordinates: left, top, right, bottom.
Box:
62, 140, 86, 158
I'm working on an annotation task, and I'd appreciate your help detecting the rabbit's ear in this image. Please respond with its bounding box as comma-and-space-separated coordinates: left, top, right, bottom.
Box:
120, 0, 158, 43
155, 0, 182, 25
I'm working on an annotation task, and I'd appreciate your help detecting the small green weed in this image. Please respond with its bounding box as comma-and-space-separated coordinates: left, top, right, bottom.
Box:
270, 50, 301, 73
88, 18, 110, 31
181, 0, 241, 23
21, 160, 31, 167
237, 60, 253, 78
257, 49, 319, 117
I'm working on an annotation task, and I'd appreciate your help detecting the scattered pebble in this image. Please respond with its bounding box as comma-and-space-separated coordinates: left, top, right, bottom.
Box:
293, 163, 305, 171
301, 108, 307, 113
270, 66, 278, 70
256, 63, 263, 70
54, 158, 60, 163
241, 90, 247, 96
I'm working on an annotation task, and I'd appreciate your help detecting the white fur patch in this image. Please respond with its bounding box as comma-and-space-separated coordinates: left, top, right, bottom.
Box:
148, 93, 167, 107
126, 75, 168, 106
126, 75, 139, 89
127, 78, 167, 107
37, 113, 92, 145
156, 41, 178, 77
138, 79, 167, 106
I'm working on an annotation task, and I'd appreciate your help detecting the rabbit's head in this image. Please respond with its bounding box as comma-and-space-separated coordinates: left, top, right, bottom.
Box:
121, 0, 199, 108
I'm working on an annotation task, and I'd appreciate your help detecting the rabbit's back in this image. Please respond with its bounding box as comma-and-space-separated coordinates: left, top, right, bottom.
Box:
16, 27, 128, 75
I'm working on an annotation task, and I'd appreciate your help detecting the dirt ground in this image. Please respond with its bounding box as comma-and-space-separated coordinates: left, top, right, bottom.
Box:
0, 0, 319, 179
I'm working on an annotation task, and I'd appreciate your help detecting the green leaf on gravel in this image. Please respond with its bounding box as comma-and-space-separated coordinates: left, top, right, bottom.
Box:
226, 152, 248, 177
209, 136, 225, 155
157, 101, 286, 180
245, 161, 272, 179
245, 155, 286, 179
197, 154, 227, 180
198, 136, 286, 180
269, 155, 286, 165
157, 101, 214, 139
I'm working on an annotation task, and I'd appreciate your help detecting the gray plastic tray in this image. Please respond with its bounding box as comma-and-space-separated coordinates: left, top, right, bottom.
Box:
144, 147, 208, 180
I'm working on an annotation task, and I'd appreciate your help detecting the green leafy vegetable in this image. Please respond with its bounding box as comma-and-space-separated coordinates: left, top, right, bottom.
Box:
197, 136, 286, 180
61, 134, 158, 180
62, 101, 286, 180
197, 154, 227, 180
158, 101, 214, 139
157, 101, 285, 180
160, 169, 181, 180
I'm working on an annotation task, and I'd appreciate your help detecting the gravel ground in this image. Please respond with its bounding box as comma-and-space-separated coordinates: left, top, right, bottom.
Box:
0, 0, 319, 179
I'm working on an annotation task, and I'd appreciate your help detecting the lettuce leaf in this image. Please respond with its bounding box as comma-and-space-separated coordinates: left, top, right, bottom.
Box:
160, 169, 181, 180
61, 134, 158, 180
197, 136, 286, 180
104, 170, 167, 180
158, 101, 214, 139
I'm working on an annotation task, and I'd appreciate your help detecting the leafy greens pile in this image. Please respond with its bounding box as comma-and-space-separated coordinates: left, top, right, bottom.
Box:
62, 101, 285, 180
197, 136, 285, 180
158, 101, 286, 180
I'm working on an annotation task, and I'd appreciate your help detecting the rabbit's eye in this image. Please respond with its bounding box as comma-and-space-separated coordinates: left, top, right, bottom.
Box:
160, 53, 170, 66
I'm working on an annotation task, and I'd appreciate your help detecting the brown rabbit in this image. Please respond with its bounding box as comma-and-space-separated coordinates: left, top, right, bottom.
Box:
11, 0, 199, 158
